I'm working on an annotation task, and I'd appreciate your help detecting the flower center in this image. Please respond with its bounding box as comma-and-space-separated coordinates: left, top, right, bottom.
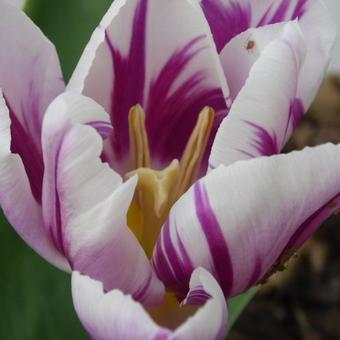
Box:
126, 105, 215, 257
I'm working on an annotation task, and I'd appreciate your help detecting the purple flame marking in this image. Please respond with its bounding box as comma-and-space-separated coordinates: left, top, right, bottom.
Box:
4, 94, 44, 204
259, 0, 308, 25
240, 120, 279, 157
202, 0, 309, 52
289, 98, 304, 130
104, 1, 227, 168
105, 0, 147, 161
153, 220, 195, 297
183, 285, 212, 306
48, 141, 67, 256
87, 121, 113, 139
286, 193, 340, 250
133, 270, 152, 302
146, 36, 227, 167
153, 235, 177, 288
194, 181, 233, 296
201, 0, 251, 53
162, 221, 193, 293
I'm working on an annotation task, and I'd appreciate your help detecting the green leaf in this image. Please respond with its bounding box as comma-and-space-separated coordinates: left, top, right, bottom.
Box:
227, 286, 259, 332
0, 211, 87, 339
24, 0, 113, 81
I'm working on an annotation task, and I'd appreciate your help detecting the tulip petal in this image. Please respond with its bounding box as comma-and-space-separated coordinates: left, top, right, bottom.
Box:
173, 268, 228, 340
0, 1, 65, 203
68, 0, 228, 173
72, 267, 227, 340
200, 0, 309, 51
209, 22, 306, 169
42, 92, 164, 305
153, 144, 340, 297
42, 92, 114, 256
0, 91, 68, 271
217, 22, 289, 102
201, 0, 335, 110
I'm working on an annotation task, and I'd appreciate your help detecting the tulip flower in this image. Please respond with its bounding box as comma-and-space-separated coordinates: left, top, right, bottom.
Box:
0, 0, 338, 338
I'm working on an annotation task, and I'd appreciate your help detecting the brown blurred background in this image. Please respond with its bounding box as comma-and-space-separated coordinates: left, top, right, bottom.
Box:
230, 76, 340, 340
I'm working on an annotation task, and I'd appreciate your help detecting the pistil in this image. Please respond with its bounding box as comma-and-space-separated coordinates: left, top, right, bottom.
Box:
126, 105, 215, 257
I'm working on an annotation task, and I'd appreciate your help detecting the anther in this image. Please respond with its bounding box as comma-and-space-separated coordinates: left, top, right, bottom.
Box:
129, 105, 151, 169
175, 107, 215, 199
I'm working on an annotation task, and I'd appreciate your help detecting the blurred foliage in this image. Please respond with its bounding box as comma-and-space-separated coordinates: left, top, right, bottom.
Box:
0, 0, 258, 338
24, 0, 113, 80
0, 211, 87, 339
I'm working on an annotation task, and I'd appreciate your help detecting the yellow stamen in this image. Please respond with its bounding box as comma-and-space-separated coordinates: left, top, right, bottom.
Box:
129, 105, 151, 169
126, 106, 215, 257
175, 107, 215, 199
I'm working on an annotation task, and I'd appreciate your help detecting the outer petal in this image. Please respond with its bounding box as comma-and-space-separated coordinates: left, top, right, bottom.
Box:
72, 267, 228, 340
42, 92, 114, 256
201, 0, 335, 108
68, 0, 228, 172
0, 91, 68, 270
0, 1, 65, 202
42, 92, 163, 306
209, 22, 306, 169
153, 144, 340, 298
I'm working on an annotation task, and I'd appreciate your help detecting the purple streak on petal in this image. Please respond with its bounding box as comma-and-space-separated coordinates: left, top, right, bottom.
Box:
202, 0, 309, 52
153, 235, 177, 288
282, 97, 305, 143
4, 95, 43, 203
146, 36, 227, 168
289, 98, 304, 129
264, 194, 340, 283
104, 0, 147, 160
242, 120, 279, 157
292, 0, 308, 19
133, 271, 152, 302
87, 121, 113, 139
104, 35, 128, 159
258, 1, 290, 26
49, 142, 67, 256
203, 112, 227, 174
162, 220, 192, 293
194, 182, 233, 296
201, 0, 251, 53
153, 221, 194, 297
182, 285, 212, 306
176, 227, 194, 278
286, 193, 340, 250
258, 0, 308, 26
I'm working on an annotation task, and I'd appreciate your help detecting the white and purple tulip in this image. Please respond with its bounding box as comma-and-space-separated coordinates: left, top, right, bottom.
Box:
0, 0, 338, 339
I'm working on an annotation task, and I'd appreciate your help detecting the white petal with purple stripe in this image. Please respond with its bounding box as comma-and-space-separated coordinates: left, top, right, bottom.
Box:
154, 144, 340, 297
72, 267, 228, 340
69, 0, 229, 173
209, 22, 306, 169
42, 92, 163, 306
